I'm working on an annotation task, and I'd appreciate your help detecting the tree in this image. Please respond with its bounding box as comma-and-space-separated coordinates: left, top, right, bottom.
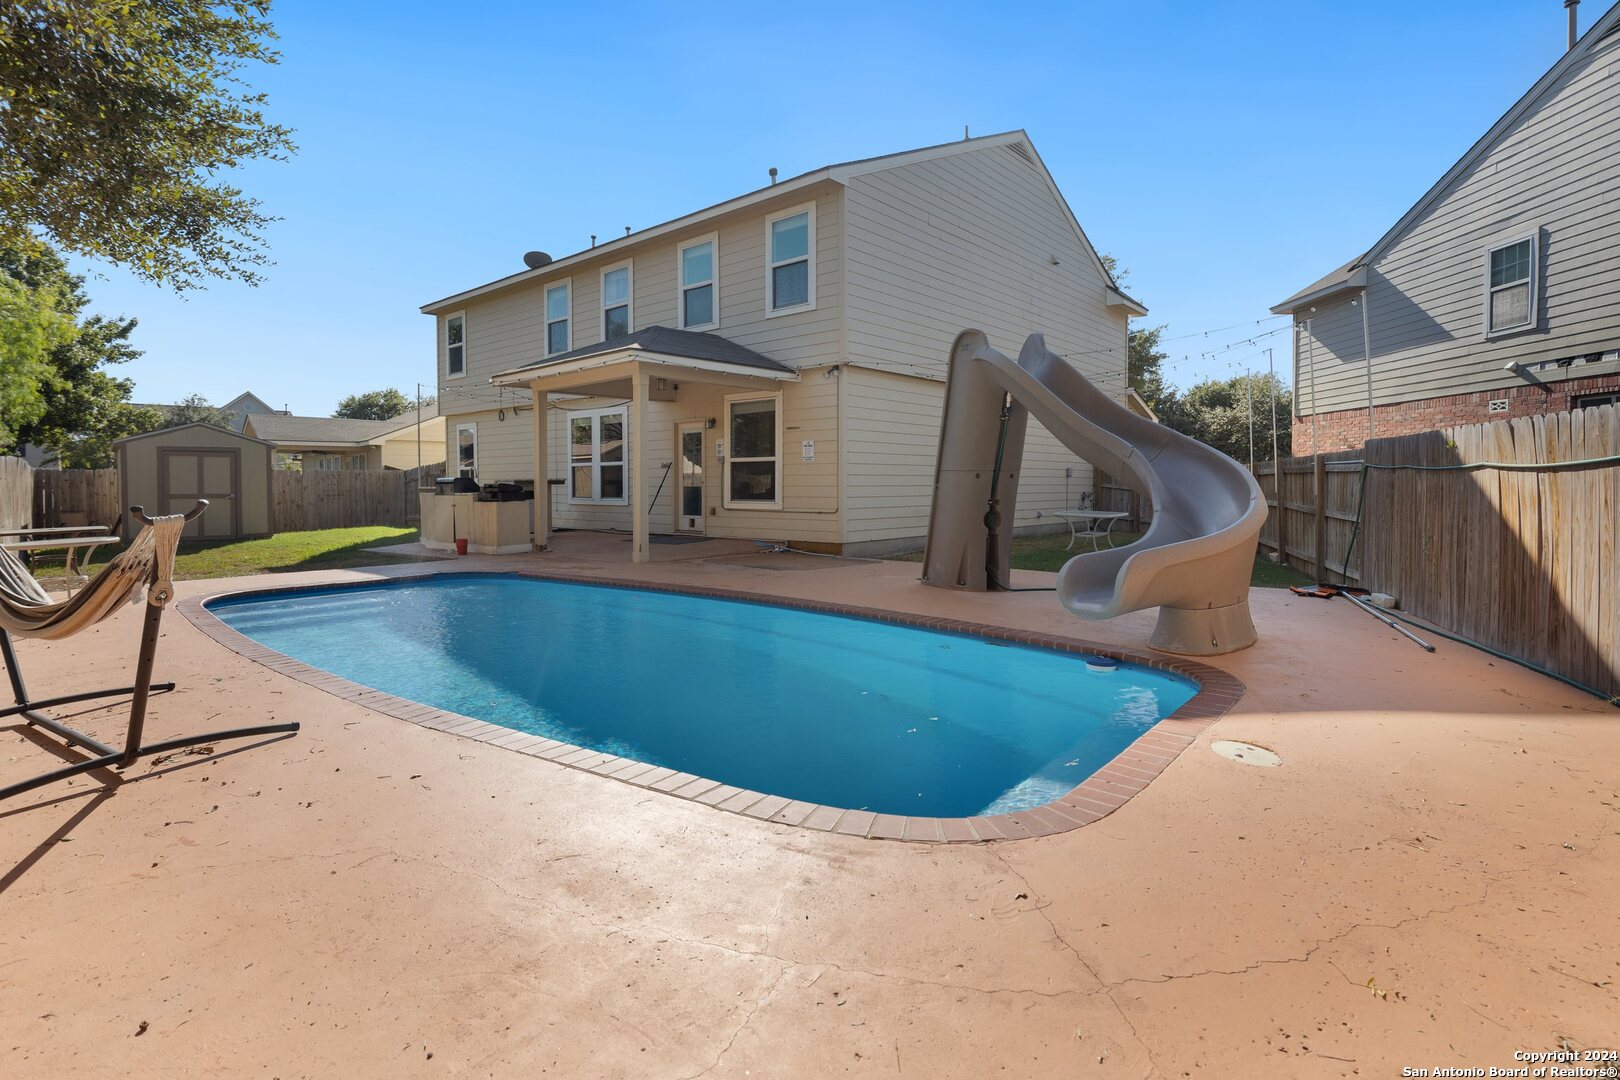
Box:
334, 388, 429, 421
0, 1, 296, 291
0, 272, 73, 447
1169, 372, 1292, 464
1, 242, 165, 466
166, 394, 233, 429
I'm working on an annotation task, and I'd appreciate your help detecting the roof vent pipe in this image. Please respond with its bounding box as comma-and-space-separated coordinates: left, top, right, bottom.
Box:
769, 167, 778, 185
624, 226, 631, 236
1567, 0, 1579, 50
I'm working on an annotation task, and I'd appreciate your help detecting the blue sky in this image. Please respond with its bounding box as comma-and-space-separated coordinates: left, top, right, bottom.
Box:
69, 0, 1584, 413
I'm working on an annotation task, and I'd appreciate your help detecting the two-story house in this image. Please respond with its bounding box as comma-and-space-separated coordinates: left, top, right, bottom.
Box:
1273, 1, 1620, 455
420, 130, 1143, 559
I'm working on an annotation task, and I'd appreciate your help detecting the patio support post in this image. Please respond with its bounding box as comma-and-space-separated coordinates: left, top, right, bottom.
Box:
631, 365, 650, 564
530, 380, 550, 550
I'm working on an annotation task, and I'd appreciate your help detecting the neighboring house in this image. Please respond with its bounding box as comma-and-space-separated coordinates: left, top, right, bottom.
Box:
421, 130, 1144, 558
1273, 2, 1620, 455
15, 391, 287, 468
244, 405, 445, 471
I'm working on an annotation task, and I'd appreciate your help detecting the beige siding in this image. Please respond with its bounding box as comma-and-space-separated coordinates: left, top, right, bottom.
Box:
1298, 30, 1620, 414
842, 366, 1097, 549
379, 416, 445, 470
839, 142, 1127, 548
842, 143, 1128, 386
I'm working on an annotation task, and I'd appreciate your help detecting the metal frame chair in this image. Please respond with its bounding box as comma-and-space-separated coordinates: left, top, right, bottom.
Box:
0, 501, 299, 802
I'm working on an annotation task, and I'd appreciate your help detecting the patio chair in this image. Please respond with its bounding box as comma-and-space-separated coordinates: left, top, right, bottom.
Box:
0, 500, 299, 802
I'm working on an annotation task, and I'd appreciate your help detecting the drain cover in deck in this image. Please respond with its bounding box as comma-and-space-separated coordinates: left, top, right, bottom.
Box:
1211, 740, 1281, 767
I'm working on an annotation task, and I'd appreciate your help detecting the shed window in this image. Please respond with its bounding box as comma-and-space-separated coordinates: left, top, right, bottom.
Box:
679, 237, 717, 329
568, 407, 627, 503
1486, 236, 1536, 335
724, 394, 780, 507
602, 264, 632, 340
445, 314, 465, 377
766, 206, 814, 313
545, 281, 571, 355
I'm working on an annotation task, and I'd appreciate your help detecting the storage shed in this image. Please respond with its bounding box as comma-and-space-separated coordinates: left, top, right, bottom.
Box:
114, 423, 274, 540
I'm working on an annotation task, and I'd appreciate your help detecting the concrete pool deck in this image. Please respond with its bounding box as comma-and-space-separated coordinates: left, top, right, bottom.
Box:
2, 532, 1617, 1077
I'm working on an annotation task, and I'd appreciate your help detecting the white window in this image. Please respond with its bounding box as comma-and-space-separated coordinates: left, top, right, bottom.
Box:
766, 204, 815, 315
678, 234, 718, 330
1484, 233, 1537, 336
568, 407, 628, 503
601, 262, 632, 340
545, 280, 571, 356
445, 313, 466, 378
723, 392, 781, 508
456, 422, 477, 481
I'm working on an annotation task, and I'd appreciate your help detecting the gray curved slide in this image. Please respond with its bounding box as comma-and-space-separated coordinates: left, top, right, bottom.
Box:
921, 330, 1267, 655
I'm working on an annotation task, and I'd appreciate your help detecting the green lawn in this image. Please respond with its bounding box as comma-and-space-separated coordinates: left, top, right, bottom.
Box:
894, 531, 1315, 589
34, 526, 434, 582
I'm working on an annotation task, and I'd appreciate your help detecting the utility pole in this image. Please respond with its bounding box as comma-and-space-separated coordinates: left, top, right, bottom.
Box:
1246, 369, 1255, 474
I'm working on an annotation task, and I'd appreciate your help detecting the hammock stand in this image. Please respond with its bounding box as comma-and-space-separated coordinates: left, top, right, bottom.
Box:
0, 501, 299, 802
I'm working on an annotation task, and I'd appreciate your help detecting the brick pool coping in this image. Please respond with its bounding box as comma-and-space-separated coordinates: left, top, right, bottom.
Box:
178, 567, 1246, 844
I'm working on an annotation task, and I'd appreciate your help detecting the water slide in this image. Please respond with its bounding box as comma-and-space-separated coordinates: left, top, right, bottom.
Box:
921, 331, 1266, 655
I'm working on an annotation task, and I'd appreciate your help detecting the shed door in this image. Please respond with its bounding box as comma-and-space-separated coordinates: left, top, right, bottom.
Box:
161, 449, 240, 538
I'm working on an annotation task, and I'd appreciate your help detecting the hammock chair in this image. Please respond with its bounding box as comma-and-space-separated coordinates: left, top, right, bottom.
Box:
0, 501, 299, 802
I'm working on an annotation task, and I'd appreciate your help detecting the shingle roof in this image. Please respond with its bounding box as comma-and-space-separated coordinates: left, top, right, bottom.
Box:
494, 326, 794, 382
246, 415, 408, 446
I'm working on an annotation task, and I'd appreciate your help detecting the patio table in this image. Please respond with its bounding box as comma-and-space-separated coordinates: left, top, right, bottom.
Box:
1050, 509, 1129, 552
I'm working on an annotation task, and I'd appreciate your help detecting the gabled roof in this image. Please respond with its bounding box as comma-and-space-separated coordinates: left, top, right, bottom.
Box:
491, 325, 794, 386
112, 422, 273, 447
422, 130, 1139, 316
245, 414, 410, 447
1273, 1, 1620, 315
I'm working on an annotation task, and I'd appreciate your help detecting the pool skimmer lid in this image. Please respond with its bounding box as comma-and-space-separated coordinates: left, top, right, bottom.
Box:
1211, 740, 1281, 767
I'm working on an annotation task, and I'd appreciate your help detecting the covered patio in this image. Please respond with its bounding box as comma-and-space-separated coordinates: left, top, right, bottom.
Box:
492, 326, 799, 563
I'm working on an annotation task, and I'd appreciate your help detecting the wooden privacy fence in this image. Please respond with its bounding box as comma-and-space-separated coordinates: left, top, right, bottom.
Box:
1253, 401, 1619, 699
271, 464, 443, 532
1251, 449, 1365, 583
35, 468, 121, 529
0, 457, 32, 532
1094, 471, 1154, 532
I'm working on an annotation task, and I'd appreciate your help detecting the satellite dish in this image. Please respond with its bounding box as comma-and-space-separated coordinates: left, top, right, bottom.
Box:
523, 251, 553, 270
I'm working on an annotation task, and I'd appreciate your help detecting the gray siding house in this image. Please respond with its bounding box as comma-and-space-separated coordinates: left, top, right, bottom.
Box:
1273, 2, 1620, 453
421, 131, 1143, 558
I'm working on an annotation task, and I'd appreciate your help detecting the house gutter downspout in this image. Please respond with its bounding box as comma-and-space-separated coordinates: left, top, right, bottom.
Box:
1360, 287, 1375, 442
1304, 318, 1318, 454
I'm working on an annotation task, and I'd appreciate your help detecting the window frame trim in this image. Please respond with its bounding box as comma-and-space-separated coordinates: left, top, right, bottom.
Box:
1481, 229, 1539, 340
454, 421, 478, 481
677, 232, 720, 331
544, 278, 573, 357
600, 259, 634, 341
444, 311, 467, 381
764, 202, 816, 318
721, 390, 783, 511
565, 404, 631, 506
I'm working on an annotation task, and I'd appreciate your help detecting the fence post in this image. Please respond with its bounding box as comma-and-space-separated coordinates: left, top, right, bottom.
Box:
1313, 453, 1327, 580
1275, 461, 1288, 570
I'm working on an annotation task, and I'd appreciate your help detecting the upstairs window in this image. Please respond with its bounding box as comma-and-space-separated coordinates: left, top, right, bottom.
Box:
724, 393, 780, 508
602, 263, 632, 340
766, 205, 814, 314
679, 236, 717, 329
568, 407, 627, 503
1485, 234, 1536, 336
445, 314, 466, 377
545, 281, 571, 355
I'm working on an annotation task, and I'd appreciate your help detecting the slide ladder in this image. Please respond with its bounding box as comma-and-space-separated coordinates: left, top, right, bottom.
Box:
921, 330, 1266, 655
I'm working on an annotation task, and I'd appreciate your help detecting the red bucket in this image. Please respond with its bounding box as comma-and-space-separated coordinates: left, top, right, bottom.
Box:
455, 538, 469, 556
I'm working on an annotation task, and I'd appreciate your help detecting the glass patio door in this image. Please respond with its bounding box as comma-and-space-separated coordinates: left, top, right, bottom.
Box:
677, 424, 705, 533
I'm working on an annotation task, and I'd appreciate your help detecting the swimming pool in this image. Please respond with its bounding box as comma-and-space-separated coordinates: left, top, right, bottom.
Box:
208, 575, 1199, 818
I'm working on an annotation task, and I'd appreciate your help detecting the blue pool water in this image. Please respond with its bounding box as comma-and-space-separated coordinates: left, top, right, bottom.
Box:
209, 575, 1198, 817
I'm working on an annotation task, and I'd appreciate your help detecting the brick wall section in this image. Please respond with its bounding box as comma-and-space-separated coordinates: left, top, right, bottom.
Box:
1292, 371, 1620, 454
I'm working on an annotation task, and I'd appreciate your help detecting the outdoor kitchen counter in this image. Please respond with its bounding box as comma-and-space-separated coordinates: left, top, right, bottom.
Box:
420, 492, 533, 555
